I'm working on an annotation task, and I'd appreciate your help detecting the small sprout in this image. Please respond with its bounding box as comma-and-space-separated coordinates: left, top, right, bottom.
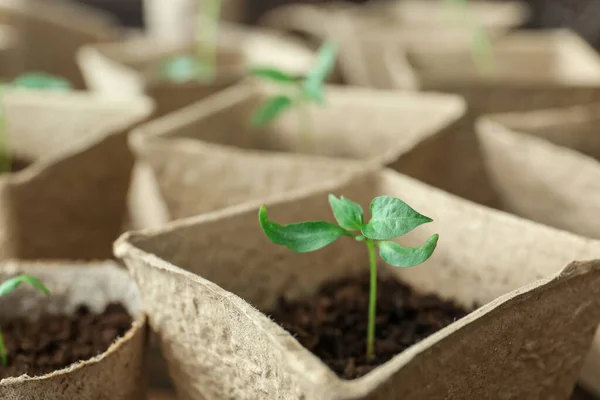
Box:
445, 0, 494, 70
162, 0, 221, 83
249, 40, 338, 149
11, 72, 72, 91
0, 72, 72, 173
259, 195, 438, 359
0, 274, 50, 365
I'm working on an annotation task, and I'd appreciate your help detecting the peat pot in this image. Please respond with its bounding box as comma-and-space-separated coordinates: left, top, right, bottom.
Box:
115, 169, 600, 400
0, 89, 153, 260
351, 29, 600, 207
125, 80, 465, 229
476, 104, 600, 244
0, 0, 120, 87
0, 260, 146, 400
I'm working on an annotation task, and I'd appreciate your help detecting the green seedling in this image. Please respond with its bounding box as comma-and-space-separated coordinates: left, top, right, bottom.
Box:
162, 0, 221, 83
249, 40, 338, 148
0, 274, 50, 365
445, 0, 494, 70
259, 194, 438, 359
0, 72, 72, 173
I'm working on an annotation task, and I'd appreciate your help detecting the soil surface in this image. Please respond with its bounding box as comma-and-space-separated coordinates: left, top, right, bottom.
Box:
0, 302, 133, 379
267, 271, 472, 379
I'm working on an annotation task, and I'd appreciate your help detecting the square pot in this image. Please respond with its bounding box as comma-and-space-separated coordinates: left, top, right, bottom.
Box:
126, 80, 465, 229
476, 104, 600, 242
0, 260, 146, 399
115, 169, 600, 399
76, 22, 317, 117
0, 89, 153, 260
350, 29, 600, 208
0, 0, 120, 88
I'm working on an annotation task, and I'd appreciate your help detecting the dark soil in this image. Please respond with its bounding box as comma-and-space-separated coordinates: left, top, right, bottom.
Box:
0, 303, 133, 379
266, 271, 472, 380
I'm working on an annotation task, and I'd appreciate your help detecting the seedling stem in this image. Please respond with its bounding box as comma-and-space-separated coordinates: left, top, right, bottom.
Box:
259, 195, 438, 359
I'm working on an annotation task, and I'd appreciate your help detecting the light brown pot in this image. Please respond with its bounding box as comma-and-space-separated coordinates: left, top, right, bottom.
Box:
476, 105, 600, 241
77, 22, 316, 117
0, 260, 147, 400
115, 168, 600, 400
0, 0, 121, 88
126, 79, 465, 230
348, 29, 600, 208
0, 90, 154, 260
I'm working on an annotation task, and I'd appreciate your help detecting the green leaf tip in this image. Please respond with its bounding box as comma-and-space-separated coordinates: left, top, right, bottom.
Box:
250, 67, 297, 84
328, 194, 363, 231
258, 204, 347, 253
362, 196, 433, 240
251, 95, 293, 127
303, 40, 338, 104
0, 274, 50, 297
12, 72, 71, 91
378, 234, 439, 268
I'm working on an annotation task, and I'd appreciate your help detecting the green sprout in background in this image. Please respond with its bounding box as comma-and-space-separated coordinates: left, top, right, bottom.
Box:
445, 0, 494, 70
162, 0, 222, 83
249, 40, 338, 149
0, 72, 72, 173
259, 194, 438, 359
0, 275, 50, 365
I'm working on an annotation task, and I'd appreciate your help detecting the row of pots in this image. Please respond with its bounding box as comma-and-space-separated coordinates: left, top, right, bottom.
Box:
5, 0, 600, 399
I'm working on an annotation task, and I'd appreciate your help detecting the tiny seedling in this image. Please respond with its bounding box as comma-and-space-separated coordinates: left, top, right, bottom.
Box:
249, 40, 338, 148
0, 72, 72, 173
0, 274, 50, 365
259, 194, 438, 359
444, 0, 494, 70
162, 0, 221, 83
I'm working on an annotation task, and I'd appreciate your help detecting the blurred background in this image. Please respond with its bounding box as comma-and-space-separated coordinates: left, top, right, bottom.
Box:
75, 0, 600, 50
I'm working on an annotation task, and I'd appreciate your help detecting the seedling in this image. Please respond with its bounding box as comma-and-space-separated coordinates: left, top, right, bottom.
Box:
162, 0, 221, 83
0, 72, 72, 172
259, 194, 438, 359
0, 274, 50, 365
445, 0, 494, 70
249, 40, 338, 148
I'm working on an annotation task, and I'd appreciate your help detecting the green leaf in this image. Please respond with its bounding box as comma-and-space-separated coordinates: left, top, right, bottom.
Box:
258, 205, 348, 253
328, 194, 363, 231
162, 56, 208, 83
251, 95, 293, 127
378, 234, 439, 267
362, 196, 433, 240
12, 72, 71, 91
303, 40, 338, 104
0, 274, 50, 297
250, 67, 297, 84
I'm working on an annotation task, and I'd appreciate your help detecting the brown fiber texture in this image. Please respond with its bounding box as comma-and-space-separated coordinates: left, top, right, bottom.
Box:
476, 107, 600, 245
0, 260, 147, 400
76, 22, 316, 117
0, 90, 154, 261
115, 169, 600, 400
125, 79, 465, 230
0, 0, 120, 88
